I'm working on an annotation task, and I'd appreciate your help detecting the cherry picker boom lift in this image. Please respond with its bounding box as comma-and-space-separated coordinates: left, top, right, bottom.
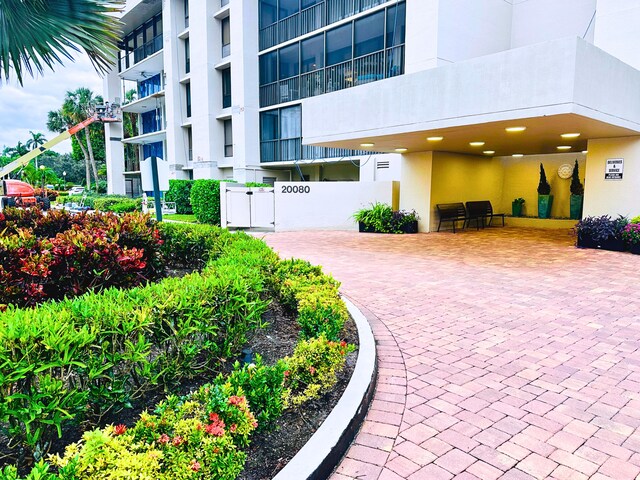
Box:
0, 104, 121, 210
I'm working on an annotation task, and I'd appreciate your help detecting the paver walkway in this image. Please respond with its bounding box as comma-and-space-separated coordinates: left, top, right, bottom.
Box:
264, 228, 640, 480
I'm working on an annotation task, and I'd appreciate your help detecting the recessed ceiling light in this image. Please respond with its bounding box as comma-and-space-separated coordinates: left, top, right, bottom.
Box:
483, 150, 495, 155
427, 136, 443, 142
395, 148, 408, 153
561, 133, 581, 139
469, 141, 485, 147
512, 154, 524, 158
506, 126, 527, 133
557, 146, 572, 150
582, 150, 588, 154
360, 143, 375, 147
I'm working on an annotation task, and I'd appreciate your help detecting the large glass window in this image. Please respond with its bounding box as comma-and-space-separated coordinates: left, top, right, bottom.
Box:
222, 68, 231, 108
302, 0, 321, 8
279, 0, 299, 19
222, 17, 231, 47
141, 109, 162, 134
260, 110, 279, 141
260, 51, 278, 85
301, 34, 324, 73
143, 142, 163, 160
185, 38, 190, 74
326, 23, 352, 66
386, 2, 406, 48
224, 120, 233, 157
279, 43, 299, 79
259, 0, 277, 28
280, 105, 301, 139
185, 83, 191, 118
355, 10, 384, 57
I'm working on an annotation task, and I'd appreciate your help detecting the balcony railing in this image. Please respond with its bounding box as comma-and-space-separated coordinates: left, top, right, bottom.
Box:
261, 45, 404, 107
261, 138, 372, 163
133, 35, 163, 64
124, 157, 140, 172
259, 0, 386, 50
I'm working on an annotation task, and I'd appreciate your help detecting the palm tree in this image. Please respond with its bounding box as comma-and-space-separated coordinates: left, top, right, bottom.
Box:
26, 131, 47, 151
64, 88, 102, 189
47, 108, 92, 189
6, 141, 29, 158
0, 0, 124, 85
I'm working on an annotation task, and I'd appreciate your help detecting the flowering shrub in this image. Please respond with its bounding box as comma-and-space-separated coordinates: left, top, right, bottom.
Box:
282, 335, 354, 408
0, 209, 163, 307
622, 223, 640, 245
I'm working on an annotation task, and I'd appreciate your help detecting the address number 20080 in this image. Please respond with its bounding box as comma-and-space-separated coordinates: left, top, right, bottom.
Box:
281, 185, 311, 194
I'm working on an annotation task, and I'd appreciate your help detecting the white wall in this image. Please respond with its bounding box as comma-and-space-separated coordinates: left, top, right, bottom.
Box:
510, 0, 597, 48
404, 0, 439, 73
437, 0, 512, 64
399, 152, 433, 233
274, 181, 398, 231
594, 0, 640, 70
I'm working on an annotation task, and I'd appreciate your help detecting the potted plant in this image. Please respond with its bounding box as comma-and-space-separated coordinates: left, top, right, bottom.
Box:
537, 163, 553, 219
574, 215, 628, 251
570, 159, 584, 220
622, 223, 640, 254
512, 198, 525, 217
354, 203, 419, 234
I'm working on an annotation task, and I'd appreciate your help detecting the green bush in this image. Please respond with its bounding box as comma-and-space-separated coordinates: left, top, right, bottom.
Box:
158, 222, 232, 270
190, 179, 236, 225
93, 197, 141, 213
164, 179, 194, 214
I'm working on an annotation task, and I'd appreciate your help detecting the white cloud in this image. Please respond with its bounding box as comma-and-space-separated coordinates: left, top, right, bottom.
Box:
0, 53, 105, 155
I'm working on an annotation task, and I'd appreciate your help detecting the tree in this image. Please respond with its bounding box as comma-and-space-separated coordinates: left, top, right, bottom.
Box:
47, 107, 92, 189
64, 88, 103, 189
0, 0, 124, 85
26, 131, 47, 151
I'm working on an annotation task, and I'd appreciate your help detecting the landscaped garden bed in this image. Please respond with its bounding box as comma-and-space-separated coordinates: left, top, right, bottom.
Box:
0, 209, 358, 479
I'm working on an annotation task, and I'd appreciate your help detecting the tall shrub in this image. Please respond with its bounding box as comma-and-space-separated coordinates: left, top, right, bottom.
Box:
164, 179, 194, 214
191, 180, 235, 225
537, 163, 551, 195
570, 159, 584, 195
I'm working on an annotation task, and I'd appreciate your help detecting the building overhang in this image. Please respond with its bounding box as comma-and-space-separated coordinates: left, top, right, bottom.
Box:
122, 91, 165, 114
119, 51, 164, 82
120, 0, 162, 37
122, 130, 166, 145
301, 37, 640, 157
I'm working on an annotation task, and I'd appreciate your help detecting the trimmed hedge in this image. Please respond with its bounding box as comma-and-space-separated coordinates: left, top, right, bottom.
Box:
93, 197, 142, 213
1, 223, 353, 479
190, 179, 236, 225
164, 179, 194, 214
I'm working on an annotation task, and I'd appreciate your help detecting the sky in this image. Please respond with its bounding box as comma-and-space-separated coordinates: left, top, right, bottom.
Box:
0, 53, 104, 154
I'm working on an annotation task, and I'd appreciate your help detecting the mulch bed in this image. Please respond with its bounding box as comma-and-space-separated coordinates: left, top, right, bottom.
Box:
0, 301, 359, 479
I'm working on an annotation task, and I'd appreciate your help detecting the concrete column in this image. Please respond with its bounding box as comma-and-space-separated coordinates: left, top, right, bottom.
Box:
583, 136, 640, 218
103, 70, 126, 195
404, 0, 440, 73
399, 152, 433, 232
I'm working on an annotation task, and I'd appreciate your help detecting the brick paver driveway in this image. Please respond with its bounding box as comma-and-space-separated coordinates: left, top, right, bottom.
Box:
264, 228, 640, 480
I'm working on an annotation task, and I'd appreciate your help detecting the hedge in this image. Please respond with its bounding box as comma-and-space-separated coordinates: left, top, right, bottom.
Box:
1, 223, 353, 479
164, 179, 194, 214
190, 179, 236, 225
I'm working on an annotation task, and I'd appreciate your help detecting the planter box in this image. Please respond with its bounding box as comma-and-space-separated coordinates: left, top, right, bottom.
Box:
577, 234, 624, 252
511, 202, 523, 217
630, 244, 640, 255
399, 220, 419, 234
358, 222, 376, 233
569, 195, 583, 220
538, 195, 553, 219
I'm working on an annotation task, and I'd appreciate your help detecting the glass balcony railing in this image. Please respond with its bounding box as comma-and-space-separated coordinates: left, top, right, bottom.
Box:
133, 35, 163, 64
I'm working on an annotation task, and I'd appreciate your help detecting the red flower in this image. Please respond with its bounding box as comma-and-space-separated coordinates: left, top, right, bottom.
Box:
340, 341, 347, 348
172, 435, 185, 446
205, 423, 225, 437
228, 395, 245, 406
190, 460, 201, 472
230, 424, 237, 433
158, 433, 170, 444
113, 424, 127, 436
309, 366, 316, 375
284, 370, 290, 378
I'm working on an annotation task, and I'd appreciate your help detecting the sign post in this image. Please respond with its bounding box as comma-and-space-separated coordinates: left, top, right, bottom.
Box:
605, 158, 624, 180
151, 156, 163, 222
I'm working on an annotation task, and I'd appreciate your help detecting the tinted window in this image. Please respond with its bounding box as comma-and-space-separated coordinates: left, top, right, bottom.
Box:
302, 0, 321, 8
259, 51, 278, 85
355, 11, 384, 57
260, 0, 277, 28
279, 0, 299, 19
260, 110, 279, 141
326, 23, 352, 66
301, 34, 324, 73
386, 2, 406, 48
279, 43, 299, 79
280, 105, 301, 139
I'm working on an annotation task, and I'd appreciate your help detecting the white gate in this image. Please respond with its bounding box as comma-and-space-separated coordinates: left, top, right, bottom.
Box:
221, 185, 275, 229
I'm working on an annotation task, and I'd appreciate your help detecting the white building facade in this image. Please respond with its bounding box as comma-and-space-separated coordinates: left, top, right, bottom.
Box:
105, 0, 640, 232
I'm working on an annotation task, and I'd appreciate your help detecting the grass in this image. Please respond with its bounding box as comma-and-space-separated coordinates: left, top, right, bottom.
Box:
163, 214, 198, 223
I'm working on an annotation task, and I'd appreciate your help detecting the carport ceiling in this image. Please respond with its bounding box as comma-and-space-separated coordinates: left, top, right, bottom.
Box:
310, 114, 638, 157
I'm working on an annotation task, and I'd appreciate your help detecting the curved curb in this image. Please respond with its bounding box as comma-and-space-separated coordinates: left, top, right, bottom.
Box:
273, 296, 378, 480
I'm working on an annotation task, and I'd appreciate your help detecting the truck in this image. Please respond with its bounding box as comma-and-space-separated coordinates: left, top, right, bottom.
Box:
0, 104, 121, 210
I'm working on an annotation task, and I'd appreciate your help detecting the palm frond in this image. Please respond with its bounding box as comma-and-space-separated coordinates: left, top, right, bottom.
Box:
0, 0, 124, 85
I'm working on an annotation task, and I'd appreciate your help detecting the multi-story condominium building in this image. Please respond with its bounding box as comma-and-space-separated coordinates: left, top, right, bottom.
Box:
105, 0, 640, 232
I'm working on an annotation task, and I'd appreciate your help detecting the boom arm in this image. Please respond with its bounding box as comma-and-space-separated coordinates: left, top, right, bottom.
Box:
0, 106, 121, 179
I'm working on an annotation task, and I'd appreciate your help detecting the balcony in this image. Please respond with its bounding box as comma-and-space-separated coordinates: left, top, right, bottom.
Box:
119, 49, 164, 81
259, 0, 386, 50
260, 138, 370, 163
260, 45, 404, 107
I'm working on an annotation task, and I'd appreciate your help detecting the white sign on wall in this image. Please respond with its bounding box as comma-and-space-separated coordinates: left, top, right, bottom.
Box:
605, 158, 624, 180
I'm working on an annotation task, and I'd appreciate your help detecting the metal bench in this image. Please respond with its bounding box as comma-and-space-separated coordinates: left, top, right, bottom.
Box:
436, 203, 468, 233
465, 201, 505, 229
